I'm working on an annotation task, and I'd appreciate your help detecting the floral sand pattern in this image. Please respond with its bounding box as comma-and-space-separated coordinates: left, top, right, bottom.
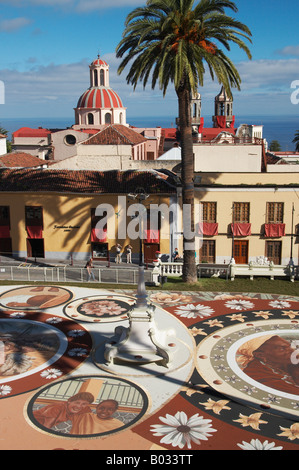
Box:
0, 285, 298, 450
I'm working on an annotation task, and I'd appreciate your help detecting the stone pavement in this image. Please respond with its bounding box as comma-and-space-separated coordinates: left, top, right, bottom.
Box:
0, 283, 298, 451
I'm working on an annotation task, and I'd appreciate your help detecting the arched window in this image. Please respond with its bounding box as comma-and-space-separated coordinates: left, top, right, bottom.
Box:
105, 113, 111, 124
119, 113, 123, 124
193, 103, 197, 118
94, 70, 98, 87
88, 113, 94, 125
100, 69, 105, 86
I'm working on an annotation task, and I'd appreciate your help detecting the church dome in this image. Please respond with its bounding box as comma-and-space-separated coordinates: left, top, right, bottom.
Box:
91, 57, 108, 67
74, 55, 127, 128
77, 87, 124, 109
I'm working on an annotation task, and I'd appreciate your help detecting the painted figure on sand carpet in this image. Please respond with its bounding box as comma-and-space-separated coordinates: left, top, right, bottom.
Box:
0, 286, 72, 310
237, 334, 299, 395
28, 376, 149, 437
0, 320, 60, 377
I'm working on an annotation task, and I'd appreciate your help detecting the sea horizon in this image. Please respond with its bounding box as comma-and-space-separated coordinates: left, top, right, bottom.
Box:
0, 114, 298, 151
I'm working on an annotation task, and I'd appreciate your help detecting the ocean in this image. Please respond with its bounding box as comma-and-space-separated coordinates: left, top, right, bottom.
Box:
0, 114, 298, 151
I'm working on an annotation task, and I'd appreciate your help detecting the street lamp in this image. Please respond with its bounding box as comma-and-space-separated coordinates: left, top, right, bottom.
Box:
290, 203, 295, 265
127, 188, 149, 267
231, 203, 235, 264
104, 188, 175, 368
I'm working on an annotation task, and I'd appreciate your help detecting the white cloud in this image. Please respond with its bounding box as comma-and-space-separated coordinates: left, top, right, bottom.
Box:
75, 0, 142, 12
0, 17, 32, 32
1, 54, 298, 118
277, 45, 299, 56
237, 58, 299, 92
0, 0, 141, 9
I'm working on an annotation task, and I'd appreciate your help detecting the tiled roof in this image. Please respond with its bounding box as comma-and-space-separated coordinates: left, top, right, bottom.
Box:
82, 125, 147, 146
13, 127, 51, 138
77, 88, 123, 109
201, 128, 235, 141
265, 152, 288, 165
0, 168, 176, 194
0, 152, 46, 168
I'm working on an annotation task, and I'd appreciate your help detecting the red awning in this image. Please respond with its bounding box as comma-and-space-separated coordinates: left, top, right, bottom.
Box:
198, 223, 219, 236
216, 116, 226, 128
144, 229, 160, 243
231, 223, 251, 237
264, 224, 285, 237
27, 226, 43, 239
91, 228, 107, 243
0, 226, 10, 238
198, 117, 204, 132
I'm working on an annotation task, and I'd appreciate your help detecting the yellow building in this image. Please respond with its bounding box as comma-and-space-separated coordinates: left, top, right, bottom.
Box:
0, 161, 298, 266
193, 172, 298, 265
0, 168, 176, 264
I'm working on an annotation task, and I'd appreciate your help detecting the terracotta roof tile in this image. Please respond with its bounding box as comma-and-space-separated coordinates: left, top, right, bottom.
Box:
0, 168, 176, 194
82, 124, 147, 146
265, 152, 288, 165
0, 152, 46, 168
13, 127, 51, 138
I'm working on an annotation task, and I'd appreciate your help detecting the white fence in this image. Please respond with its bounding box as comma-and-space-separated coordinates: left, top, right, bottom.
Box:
160, 262, 229, 279
0, 265, 155, 285
230, 263, 298, 282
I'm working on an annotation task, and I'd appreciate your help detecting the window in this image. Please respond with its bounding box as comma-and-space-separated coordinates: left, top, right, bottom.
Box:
88, 113, 94, 125
91, 208, 107, 230
91, 209, 108, 259
25, 206, 43, 227
64, 134, 76, 146
0, 206, 12, 254
233, 202, 250, 223
266, 241, 282, 264
202, 202, 217, 223
266, 202, 284, 223
0, 206, 10, 227
200, 240, 215, 263
105, 113, 112, 124
100, 69, 105, 86
94, 70, 98, 87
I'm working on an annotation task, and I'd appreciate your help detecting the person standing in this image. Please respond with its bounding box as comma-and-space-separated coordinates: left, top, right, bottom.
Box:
126, 245, 132, 264
115, 244, 122, 263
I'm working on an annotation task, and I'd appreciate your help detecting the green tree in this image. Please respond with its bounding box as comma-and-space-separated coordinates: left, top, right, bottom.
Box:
0, 126, 8, 136
116, 0, 252, 282
269, 140, 281, 152
0, 125, 10, 153
292, 130, 299, 152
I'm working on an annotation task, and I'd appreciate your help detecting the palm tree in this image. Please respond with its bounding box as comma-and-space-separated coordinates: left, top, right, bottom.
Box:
293, 130, 299, 152
116, 0, 252, 282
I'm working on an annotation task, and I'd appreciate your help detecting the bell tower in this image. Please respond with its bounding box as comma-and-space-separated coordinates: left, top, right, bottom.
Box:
212, 86, 234, 128
74, 55, 127, 129
89, 54, 110, 88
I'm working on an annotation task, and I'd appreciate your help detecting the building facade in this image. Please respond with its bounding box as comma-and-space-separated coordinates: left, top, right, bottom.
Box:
0, 165, 297, 266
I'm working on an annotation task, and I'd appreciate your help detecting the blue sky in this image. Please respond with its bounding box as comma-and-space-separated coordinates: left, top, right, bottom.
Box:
0, 0, 299, 121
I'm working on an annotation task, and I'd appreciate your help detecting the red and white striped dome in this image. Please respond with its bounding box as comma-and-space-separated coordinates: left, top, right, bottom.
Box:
77, 87, 124, 109
91, 57, 108, 67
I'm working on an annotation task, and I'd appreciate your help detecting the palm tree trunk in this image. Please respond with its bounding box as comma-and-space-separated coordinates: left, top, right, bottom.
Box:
177, 81, 197, 283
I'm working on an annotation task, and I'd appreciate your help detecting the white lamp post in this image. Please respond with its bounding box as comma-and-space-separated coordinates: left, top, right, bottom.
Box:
104, 188, 175, 367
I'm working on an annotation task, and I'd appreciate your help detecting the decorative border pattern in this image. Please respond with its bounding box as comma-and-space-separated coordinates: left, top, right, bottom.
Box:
0, 310, 92, 398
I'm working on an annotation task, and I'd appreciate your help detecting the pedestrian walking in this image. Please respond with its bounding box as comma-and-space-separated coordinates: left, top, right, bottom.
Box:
85, 258, 95, 281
